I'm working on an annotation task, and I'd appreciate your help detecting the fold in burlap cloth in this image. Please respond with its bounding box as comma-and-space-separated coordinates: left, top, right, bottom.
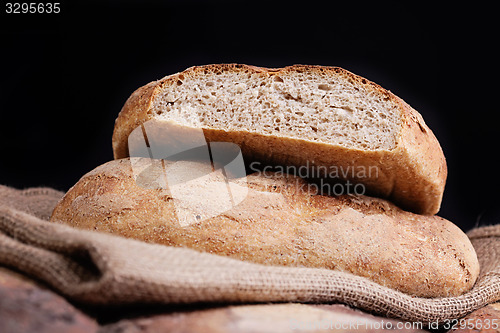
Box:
1, 185, 499, 324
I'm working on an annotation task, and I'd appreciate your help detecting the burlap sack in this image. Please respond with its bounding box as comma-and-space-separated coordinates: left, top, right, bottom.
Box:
0, 185, 499, 325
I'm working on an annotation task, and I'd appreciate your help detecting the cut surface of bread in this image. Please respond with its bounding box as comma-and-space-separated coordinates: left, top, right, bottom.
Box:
112, 64, 447, 214
50, 158, 478, 298
153, 66, 400, 150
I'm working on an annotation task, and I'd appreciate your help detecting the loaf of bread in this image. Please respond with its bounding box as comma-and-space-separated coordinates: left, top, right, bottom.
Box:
112, 64, 446, 215
50, 158, 478, 297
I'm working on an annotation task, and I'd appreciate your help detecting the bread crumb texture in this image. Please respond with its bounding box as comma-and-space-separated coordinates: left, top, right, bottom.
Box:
152, 64, 401, 150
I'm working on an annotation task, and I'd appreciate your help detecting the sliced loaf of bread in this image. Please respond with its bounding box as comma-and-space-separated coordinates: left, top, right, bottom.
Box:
112, 64, 446, 214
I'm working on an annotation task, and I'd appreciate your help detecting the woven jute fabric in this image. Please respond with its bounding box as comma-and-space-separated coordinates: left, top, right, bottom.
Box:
0, 185, 499, 324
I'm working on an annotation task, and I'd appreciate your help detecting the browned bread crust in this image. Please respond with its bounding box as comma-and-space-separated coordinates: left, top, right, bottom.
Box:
50, 158, 477, 298
112, 64, 446, 215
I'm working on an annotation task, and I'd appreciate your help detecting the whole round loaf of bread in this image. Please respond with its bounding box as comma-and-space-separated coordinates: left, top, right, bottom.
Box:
50, 158, 479, 297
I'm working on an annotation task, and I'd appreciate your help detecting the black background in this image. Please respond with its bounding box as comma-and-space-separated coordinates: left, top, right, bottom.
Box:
0, 1, 496, 231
